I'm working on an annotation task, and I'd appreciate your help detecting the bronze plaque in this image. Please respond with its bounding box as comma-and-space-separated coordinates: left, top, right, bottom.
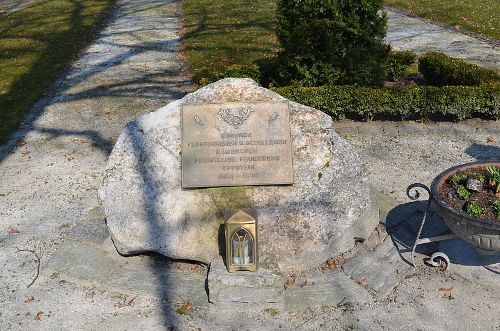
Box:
181, 101, 293, 188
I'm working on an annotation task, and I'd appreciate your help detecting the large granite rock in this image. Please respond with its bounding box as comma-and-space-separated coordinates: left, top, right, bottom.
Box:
99, 78, 378, 273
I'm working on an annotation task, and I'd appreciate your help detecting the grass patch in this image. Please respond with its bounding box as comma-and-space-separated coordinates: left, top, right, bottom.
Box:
385, 0, 500, 40
180, 0, 278, 85
0, 0, 115, 144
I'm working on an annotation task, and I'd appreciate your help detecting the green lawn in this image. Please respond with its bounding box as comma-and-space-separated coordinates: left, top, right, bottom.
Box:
385, 0, 499, 40
0, 0, 115, 144
180, 0, 278, 85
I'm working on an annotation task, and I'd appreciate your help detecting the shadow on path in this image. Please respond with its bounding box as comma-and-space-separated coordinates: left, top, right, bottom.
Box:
0, 0, 190, 163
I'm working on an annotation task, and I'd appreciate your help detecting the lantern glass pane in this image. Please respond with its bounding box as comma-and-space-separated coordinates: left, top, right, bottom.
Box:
231, 228, 254, 265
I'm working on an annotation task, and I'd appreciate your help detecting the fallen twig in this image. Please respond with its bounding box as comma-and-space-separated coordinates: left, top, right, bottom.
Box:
16, 247, 41, 288
336, 297, 347, 307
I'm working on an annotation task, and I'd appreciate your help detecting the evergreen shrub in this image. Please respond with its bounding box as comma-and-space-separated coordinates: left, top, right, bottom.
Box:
275, 0, 389, 87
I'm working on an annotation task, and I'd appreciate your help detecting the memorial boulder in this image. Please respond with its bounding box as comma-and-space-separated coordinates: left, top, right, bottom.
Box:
99, 78, 378, 273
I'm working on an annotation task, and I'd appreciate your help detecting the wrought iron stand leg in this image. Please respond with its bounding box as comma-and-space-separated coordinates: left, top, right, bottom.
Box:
407, 183, 432, 269
406, 183, 457, 271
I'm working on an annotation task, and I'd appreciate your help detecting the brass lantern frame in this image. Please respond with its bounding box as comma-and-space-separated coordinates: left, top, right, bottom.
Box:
224, 209, 258, 272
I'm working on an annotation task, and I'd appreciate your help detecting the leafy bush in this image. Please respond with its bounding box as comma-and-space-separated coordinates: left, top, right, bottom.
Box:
418, 52, 499, 86
387, 51, 417, 81
273, 84, 499, 121
275, 0, 389, 87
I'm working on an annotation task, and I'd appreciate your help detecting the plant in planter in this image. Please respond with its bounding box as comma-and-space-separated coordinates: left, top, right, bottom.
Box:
493, 200, 500, 219
486, 166, 500, 195
466, 201, 485, 217
440, 165, 500, 220
407, 161, 500, 267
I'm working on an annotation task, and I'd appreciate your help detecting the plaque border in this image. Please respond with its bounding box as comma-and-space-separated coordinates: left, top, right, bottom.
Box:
181, 100, 294, 188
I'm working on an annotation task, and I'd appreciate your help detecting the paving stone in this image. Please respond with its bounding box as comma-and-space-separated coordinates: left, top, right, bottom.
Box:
283, 270, 372, 312
64, 219, 109, 245
1, 0, 500, 328
208, 258, 371, 311
208, 258, 283, 305
45, 240, 117, 282
342, 239, 415, 296
106, 263, 209, 307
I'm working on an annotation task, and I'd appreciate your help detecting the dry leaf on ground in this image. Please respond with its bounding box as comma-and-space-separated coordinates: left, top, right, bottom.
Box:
175, 301, 192, 315
25, 296, 35, 304
7, 227, 20, 234
355, 278, 368, 286
34, 311, 43, 320
438, 287, 453, 292
284, 278, 295, 289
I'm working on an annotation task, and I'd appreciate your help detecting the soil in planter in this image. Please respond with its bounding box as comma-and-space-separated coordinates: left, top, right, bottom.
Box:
439, 166, 499, 222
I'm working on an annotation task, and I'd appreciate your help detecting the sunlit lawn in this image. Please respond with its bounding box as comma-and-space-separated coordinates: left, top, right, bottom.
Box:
180, 0, 278, 85
0, 0, 115, 144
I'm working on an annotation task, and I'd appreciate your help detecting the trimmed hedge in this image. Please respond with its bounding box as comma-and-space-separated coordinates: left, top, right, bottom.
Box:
273, 83, 499, 121
419, 52, 499, 86
387, 51, 417, 81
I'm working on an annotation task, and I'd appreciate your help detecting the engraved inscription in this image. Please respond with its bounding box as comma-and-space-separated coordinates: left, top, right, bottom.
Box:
268, 112, 279, 124
181, 101, 293, 187
194, 114, 204, 126
218, 107, 254, 129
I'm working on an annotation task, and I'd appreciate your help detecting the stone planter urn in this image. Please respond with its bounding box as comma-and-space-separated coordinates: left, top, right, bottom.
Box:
431, 161, 500, 252
409, 161, 500, 255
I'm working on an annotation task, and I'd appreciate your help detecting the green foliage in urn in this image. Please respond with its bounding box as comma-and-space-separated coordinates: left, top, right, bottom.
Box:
472, 173, 486, 183
466, 201, 486, 217
275, 0, 389, 87
486, 166, 500, 193
493, 200, 500, 219
457, 186, 471, 200
450, 173, 468, 185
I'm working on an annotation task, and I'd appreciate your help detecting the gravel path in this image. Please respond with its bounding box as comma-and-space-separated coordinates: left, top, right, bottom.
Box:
385, 8, 499, 69
0, 1, 498, 330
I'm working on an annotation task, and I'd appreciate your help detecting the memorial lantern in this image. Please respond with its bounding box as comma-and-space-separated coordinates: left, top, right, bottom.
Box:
224, 209, 258, 272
